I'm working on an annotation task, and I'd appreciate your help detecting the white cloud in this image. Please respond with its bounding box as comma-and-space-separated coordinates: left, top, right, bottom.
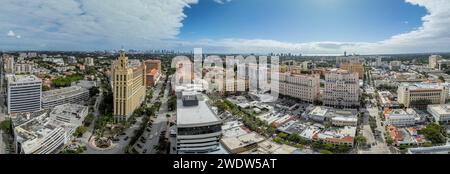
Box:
7, 30, 15, 37
181, 0, 450, 54
0, 0, 198, 50
0, 0, 449, 54
214, 0, 232, 4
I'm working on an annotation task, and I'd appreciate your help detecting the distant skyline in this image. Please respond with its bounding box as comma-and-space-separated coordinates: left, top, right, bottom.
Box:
1, 0, 450, 54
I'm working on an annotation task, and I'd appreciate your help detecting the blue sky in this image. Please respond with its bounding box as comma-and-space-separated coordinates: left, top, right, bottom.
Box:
181, 0, 426, 43
1, 0, 450, 54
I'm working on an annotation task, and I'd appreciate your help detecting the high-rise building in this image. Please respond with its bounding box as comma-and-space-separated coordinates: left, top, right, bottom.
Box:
7, 75, 42, 114
397, 83, 448, 108
429, 55, 442, 69
323, 69, 360, 108
113, 52, 146, 122
273, 73, 320, 103
3, 55, 14, 73
340, 63, 364, 79
85, 57, 95, 66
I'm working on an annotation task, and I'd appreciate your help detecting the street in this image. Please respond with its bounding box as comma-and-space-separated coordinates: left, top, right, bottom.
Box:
133, 75, 171, 154
358, 92, 391, 154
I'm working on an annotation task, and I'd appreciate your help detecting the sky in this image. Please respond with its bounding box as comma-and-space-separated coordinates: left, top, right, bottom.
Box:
0, 0, 450, 54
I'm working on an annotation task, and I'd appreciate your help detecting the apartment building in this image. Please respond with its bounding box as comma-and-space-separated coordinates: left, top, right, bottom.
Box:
7, 75, 42, 114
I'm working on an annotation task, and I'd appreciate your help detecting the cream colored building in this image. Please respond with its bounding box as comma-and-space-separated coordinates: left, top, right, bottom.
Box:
397, 83, 447, 108
340, 63, 364, 79
323, 69, 360, 108
113, 52, 146, 122
273, 73, 320, 103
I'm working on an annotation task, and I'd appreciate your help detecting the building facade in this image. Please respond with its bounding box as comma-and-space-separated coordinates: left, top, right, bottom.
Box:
42, 86, 89, 109
113, 52, 146, 122
323, 69, 360, 108
144, 59, 162, 87
397, 83, 448, 108
274, 73, 320, 103
340, 63, 364, 79
7, 75, 42, 114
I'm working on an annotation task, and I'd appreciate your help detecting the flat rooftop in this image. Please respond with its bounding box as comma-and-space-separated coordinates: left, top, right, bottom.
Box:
7, 74, 41, 83
428, 104, 450, 114
43, 86, 88, 102
402, 83, 445, 90
176, 94, 221, 127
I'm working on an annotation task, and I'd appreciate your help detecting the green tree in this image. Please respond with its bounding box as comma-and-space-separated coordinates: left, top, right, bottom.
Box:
355, 135, 367, 146
418, 123, 446, 144
0, 120, 12, 134
73, 126, 87, 137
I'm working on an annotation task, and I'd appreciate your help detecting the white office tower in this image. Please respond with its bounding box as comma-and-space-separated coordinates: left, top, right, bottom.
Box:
323, 69, 360, 108
7, 75, 42, 114
176, 91, 222, 154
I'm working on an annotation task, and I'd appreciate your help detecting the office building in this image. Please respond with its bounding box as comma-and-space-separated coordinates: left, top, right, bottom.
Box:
7, 75, 42, 114
323, 69, 360, 108
113, 52, 146, 121
42, 86, 89, 109
176, 91, 222, 154
397, 83, 448, 108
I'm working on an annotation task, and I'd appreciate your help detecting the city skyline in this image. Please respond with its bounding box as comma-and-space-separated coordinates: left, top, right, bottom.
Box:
0, 0, 450, 54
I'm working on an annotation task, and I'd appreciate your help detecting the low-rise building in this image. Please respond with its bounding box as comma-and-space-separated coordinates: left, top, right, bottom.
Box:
384, 108, 420, 127
427, 104, 450, 123
313, 126, 357, 147
306, 106, 358, 126
13, 104, 88, 154
220, 132, 265, 154
408, 145, 450, 154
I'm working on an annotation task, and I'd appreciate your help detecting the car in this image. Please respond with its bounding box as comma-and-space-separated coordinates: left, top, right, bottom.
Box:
137, 144, 143, 148
124, 136, 129, 141
143, 149, 147, 153
140, 139, 146, 143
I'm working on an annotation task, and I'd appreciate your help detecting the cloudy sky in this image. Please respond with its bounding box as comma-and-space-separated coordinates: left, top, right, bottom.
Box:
0, 0, 449, 54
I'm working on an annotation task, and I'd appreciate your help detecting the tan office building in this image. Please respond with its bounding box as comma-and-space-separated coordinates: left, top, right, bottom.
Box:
397, 83, 448, 108
341, 63, 364, 79
113, 52, 146, 122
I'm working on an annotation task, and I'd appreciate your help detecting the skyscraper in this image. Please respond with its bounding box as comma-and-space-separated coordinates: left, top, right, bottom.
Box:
113, 52, 146, 122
